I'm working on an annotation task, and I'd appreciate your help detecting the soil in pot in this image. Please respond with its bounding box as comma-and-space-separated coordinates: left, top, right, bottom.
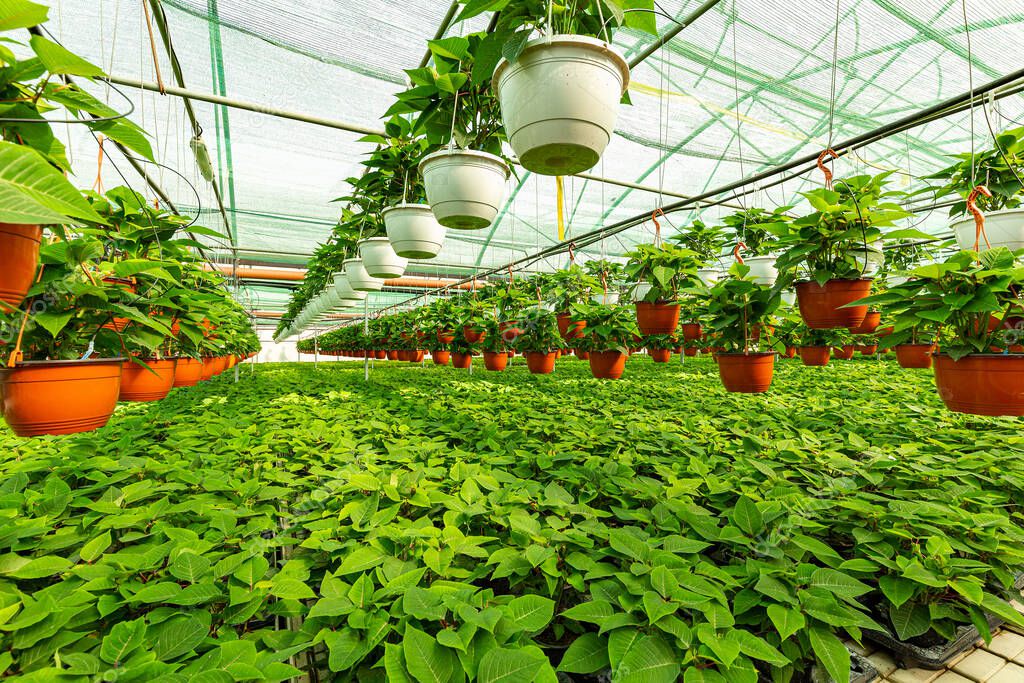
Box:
849, 310, 882, 335
635, 301, 680, 336
799, 346, 830, 366
173, 358, 204, 387
0, 359, 123, 436
832, 345, 856, 360
525, 352, 556, 374
452, 353, 472, 369
463, 326, 486, 344
119, 359, 177, 402
432, 351, 451, 365
648, 347, 672, 363
0, 223, 42, 312
795, 279, 872, 329
483, 351, 508, 371
716, 353, 775, 393
933, 353, 1024, 416
588, 350, 627, 379
556, 314, 586, 340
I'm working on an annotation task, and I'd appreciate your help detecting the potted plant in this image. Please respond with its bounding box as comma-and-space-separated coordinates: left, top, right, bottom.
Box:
450, 335, 474, 369
476, 0, 656, 175
927, 126, 1024, 251
705, 263, 782, 392
543, 265, 598, 340
575, 303, 639, 379
481, 318, 510, 371
644, 334, 676, 363
584, 259, 625, 305
458, 298, 489, 343
513, 308, 564, 374
626, 243, 703, 335
775, 172, 919, 329
721, 206, 792, 286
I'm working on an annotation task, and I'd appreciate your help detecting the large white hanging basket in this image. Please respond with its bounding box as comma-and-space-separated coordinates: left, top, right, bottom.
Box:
419, 150, 510, 230
743, 255, 778, 286
697, 268, 723, 286
592, 290, 620, 306
333, 271, 367, 305
343, 258, 384, 293
493, 35, 629, 176
382, 204, 447, 259
953, 209, 1024, 252
358, 237, 408, 279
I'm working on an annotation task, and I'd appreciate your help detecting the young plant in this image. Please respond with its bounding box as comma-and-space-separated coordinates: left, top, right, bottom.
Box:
721, 206, 793, 256
573, 303, 639, 353
625, 243, 703, 303
926, 126, 1024, 216
513, 308, 565, 354
705, 263, 782, 353
669, 218, 730, 264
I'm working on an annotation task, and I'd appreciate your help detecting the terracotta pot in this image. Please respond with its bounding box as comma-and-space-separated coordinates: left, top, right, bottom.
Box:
589, 350, 627, 379
648, 348, 672, 363
858, 345, 878, 355
499, 321, 525, 341
374, 350, 387, 360
0, 359, 123, 436
215, 357, 230, 375
895, 344, 936, 369
120, 358, 177, 402
437, 330, 456, 344
483, 351, 508, 371
387, 350, 399, 361
452, 352, 472, 369
556, 313, 586, 340
849, 310, 882, 335
525, 351, 556, 374
463, 325, 486, 343
933, 354, 1024, 416
200, 358, 217, 381
227, 356, 238, 369
794, 279, 872, 329
411, 350, 426, 363
173, 358, 204, 387
684, 347, 698, 357
681, 323, 703, 342
799, 346, 830, 366
0, 223, 42, 312
784, 346, 797, 359
574, 348, 590, 360
716, 353, 776, 393
635, 301, 681, 336
432, 350, 451, 365
832, 345, 855, 360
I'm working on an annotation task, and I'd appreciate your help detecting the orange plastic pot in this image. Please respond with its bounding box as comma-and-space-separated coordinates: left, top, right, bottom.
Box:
499, 321, 525, 341
795, 279, 872, 329
784, 346, 797, 359
214, 357, 230, 375
799, 346, 830, 366
556, 314, 586, 340
452, 352, 472, 369
411, 350, 425, 363
432, 350, 451, 365
849, 310, 882, 335
437, 330, 456, 344
120, 358, 177, 402
832, 345, 855, 360
895, 344, 936, 369
0, 359, 123, 436
684, 347, 698, 357
525, 351, 556, 374
483, 351, 508, 371
649, 348, 672, 363
200, 357, 218, 381
386, 350, 399, 361
858, 345, 878, 355
373, 350, 386, 360
173, 358, 204, 387
681, 323, 703, 342
933, 354, 1024, 416
635, 302, 680, 336
716, 353, 775, 393
0, 223, 42, 312
589, 350, 627, 379
463, 326, 486, 343
574, 348, 590, 360
227, 356, 238, 369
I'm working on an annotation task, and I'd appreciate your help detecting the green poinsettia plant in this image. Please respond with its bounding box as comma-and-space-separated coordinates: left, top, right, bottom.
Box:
721, 206, 793, 256
511, 308, 564, 353
926, 126, 1024, 217
705, 263, 782, 353
625, 243, 704, 303
573, 303, 639, 353
541, 265, 599, 313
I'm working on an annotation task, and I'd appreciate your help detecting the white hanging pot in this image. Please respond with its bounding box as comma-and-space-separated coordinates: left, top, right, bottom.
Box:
631, 282, 652, 302
849, 246, 883, 277
333, 271, 367, 304
887, 275, 909, 286
952, 209, 1024, 252
343, 258, 384, 292
320, 288, 342, 311
697, 268, 722, 286
781, 289, 797, 307
358, 237, 408, 279
419, 150, 510, 230
592, 290, 620, 305
382, 204, 447, 259
743, 255, 778, 286
492, 34, 629, 176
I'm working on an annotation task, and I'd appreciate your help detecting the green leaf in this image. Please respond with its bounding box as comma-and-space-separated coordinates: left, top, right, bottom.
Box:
767, 604, 805, 641
32, 309, 73, 338
29, 34, 104, 77
100, 619, 146, 665
0, 141, 105, 224
731, 496, 764, 536
504, 595, 555, 633
810, 568, 872, 600
617, 634, 680, 683
404, 625, 456, 683
808, 627, 850, 683
337, 546, 386, 575
271, 578, 317, 600
889, 602, 931, 640
3, 554, 71, 579
0, 0, 48, 31
557, 633, 608, 674
325, 629, 367, 672
152, 613, 208, 661
169, 552, 210, 583
133, 581, 182, 604
79, 530, 112, 562
478, 647, 544, 683
878, 575, 916, 609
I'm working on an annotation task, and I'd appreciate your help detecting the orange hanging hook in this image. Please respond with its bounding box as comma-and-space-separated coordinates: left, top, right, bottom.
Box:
733, 241, 747, 265
817, 148, 839, 190
967, 185, 993, 252
568, 242, 576, 264
651, 208, 664, 244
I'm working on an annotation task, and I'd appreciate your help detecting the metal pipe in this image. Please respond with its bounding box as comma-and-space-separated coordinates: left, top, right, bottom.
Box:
627, 0, 726, 68
419, 0, 461, 68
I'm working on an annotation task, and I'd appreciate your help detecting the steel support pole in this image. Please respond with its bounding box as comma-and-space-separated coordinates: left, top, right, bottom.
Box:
363, 299, 370, 383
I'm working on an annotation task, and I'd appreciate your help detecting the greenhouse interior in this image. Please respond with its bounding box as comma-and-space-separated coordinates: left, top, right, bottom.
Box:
4, 0, 1024, 681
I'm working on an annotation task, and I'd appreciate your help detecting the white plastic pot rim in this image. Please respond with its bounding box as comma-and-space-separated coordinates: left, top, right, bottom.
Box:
492, 34, 630, 95
419, 149, 511, 178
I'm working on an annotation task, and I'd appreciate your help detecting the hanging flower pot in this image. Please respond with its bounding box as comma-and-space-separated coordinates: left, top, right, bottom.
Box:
649, 348, 671, 363
483, 351, 508, 371
343, 258, 384, 292
681, 323, 703, 342
387, 350, 399, 361
716, 353, 776, 393
375, 350, 387, 360
832, 345, 856, 360
589, 350, 627, 379
499, 320, 525, 341
463, 325, 486, 343
382, 204, 447, 259
556, 314, 586, 340
933, 354, 1024, 416
173, 358, 204, 387
432, 350, 451, 366
635, 302, 680, 336
743, 255, 778, 286
799, 346, 830, 366
452, 352, 472, 369
411, 350, 426, 363
0, 223, 42, 312
493, 35, 629, 176
437, 330, 456, 344
784, 346, 797, 359
952, 209, 1024, 252
697, 269, 722, 286
684, 347, 698, 357
895, 344, 936, 369
119, 358, 177, 402
794, 279, 872, 329
857, 344, 878, 355
849, 310, 882, 335
574, 348, 590, 360
0, 359, 123, 437
419, 149, 511, 230
525, 351, 556, 374
357, 238, 408, 279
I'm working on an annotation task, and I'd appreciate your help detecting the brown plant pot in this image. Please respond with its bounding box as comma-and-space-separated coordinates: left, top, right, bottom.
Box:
858, 345, 878, 355
794, 279, 872, 329
556, 313, 586, 340
387, 350, 399, 361
589, 350, 627, 379
411, 350, 425, 363
120, 359, 177, 402
374, 350, 386, 360
933, 354, 1024, 416
799, 346, 830, 366
452, 352, 472, 369
499, 321, 525, 341
173, 358, 204, 387
635, 301, 680, 336
200, 357, 217, 381
0, 358, 123, 436
437, 330, 456, 344
832, 345, 856, 360
681, 323, 703, 342
849, 310, 882, 335
432, 351, 451, 365
574, 348, 590, 360
0, 223, 42, 312
525, 351, 557, 374
649, 348, 672, 363
463, 326, 486, 343
684, 347, 698, 357
784, 346, 797, 359
895, 343, 936, 369
716, 352, 776, 393
483, 351, 508, 371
